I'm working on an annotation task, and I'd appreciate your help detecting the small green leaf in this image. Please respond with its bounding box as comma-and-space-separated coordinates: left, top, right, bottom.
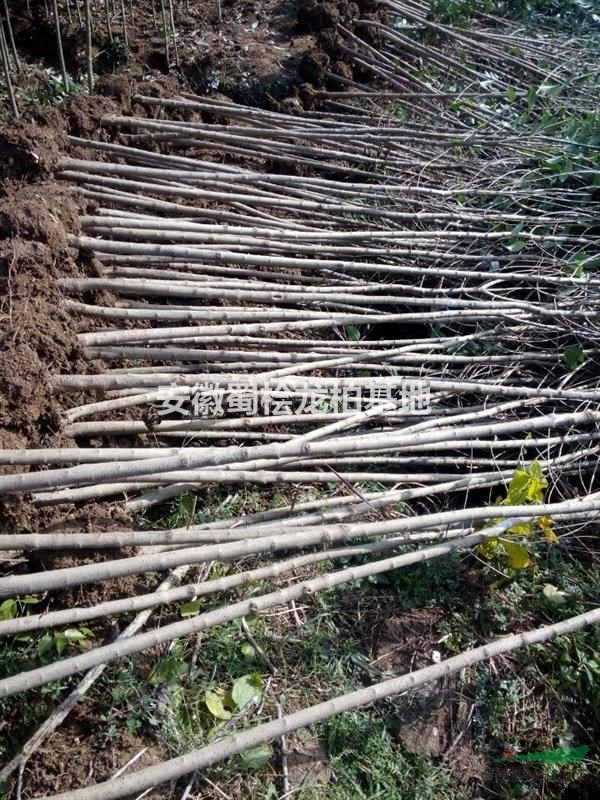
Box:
176, 493, 196, 522
241, 642, 256, 661
506, 86, 517, 103
64, 627, 89, 641
538, 515, 558, 543
393, 104, 408, 121
205, 687, 232, 720
345, 325, 361, 341
562, 345, 585, 371
240, 744, 272, 770
180, 599, 203, 618
231, 673, 263, 709
37, 634, 53, 657
55, 633, 68, 655
506, 240, 527, 254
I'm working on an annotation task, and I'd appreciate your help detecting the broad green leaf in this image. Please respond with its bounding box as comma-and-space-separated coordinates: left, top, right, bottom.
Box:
240, 744, 272, 770
0, 599, 17, 621
545, 155, 564, 172
20, 596, 41, 605
148, 655, 187, 686
180, 599, 203, 618
505, 239, 527, 254
566, 251, 588, 278
503, 541, 531, 570
54, 633, 68, 655
37, 634, 53, 657
205, 687, 232, 720
64, 627, 89, 641
567, 263, 584, 278
558, 159, 573, 181
504, 462, 546, 506
538, 83, 562, 98
525, 477, 546, 504
527, 460, 544, 481
345, 325, 361, 341
231, 673, 263, 709
505, 469, 530, 504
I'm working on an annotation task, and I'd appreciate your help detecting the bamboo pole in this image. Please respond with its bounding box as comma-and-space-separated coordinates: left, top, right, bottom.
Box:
3, 497, 600, 598
0, 516, 560, 695
83, 0, 94, 92
52, 0, 69, 91
0, 13, 18, 117
1, 0, 19, 72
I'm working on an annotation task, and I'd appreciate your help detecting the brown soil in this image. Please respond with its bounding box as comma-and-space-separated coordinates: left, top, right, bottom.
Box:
373, 609, 446, 673
22, 720, 167, 798
25, 506, 146, 607
377, 612, 490, 791
397, 694, 488, 789
0, 105, 100, 531
0, 115, 65, 181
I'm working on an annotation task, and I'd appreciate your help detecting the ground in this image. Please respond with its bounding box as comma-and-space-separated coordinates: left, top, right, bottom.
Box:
0, 1, 599, 799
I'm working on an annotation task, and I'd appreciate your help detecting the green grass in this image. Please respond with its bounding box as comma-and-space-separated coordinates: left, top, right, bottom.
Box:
2, 480, 598, 800
305, 710, 459, 800
139, 486, 294, 530
136, 487, 600, 798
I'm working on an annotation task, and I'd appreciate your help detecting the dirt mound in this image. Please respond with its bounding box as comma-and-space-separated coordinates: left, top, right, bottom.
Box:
297, 0, 361, 30
294, 0, 386, 94
0, 180, 78, 247
65, 91, 122, 139
0, 117, 66, 182
0, 110, 91, 531
0, 216, 82, 415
